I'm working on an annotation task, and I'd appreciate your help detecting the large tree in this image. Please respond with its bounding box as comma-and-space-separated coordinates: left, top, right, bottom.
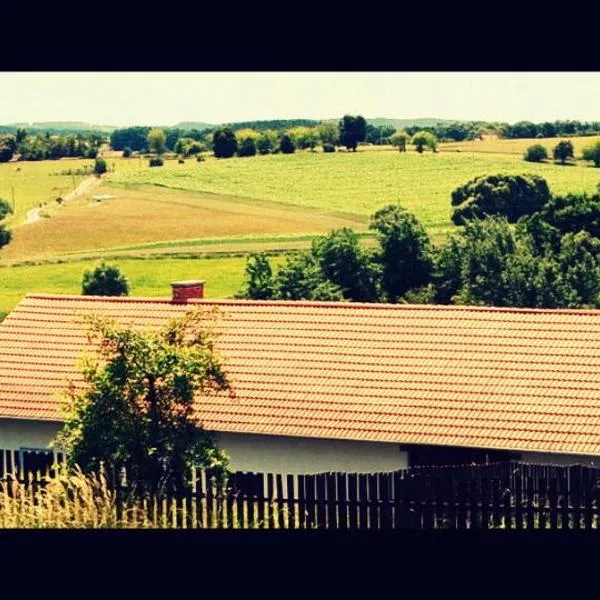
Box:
147, 128, 166, 155
552, 140, 575, 165
0, 199, 12, 250
450, 173, 551, 224
411, 131, 438, 153
55, 310, 231, 495
212, 127, 238, 159
338, 115, 366, 151
369, 204, 433, 302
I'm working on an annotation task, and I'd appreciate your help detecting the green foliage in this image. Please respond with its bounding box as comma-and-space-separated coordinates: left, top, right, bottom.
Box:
524, 144, 548, 163
312, 228, 380, 301
365, 124, 396, 145
553, 140, 575, 165
110, 127, 151, 152
54, 310, 231, 495
411, 131, 438, 153
212, 127, 238, 159
434, 216, 600, 309
122, 147, 132, 158
256, 130, 278, 155
149, 157, 164, 167
390, 131, 409, 152
582, 141, 600, 167
0, 198, 12, 251
450, 173, 551, 224
239, 253, 274, 299
339, 115, 367, 151
279, 133, 295, 154
289, 127, 318, 150
0, 135, 16, 162
369, 204, 433, 302
274, 252, 344, 301
147, 128, 166, 155
93, 157, 107, 175
322, 143, 336, 153
81, 262, 130, 296
317, 122, 339, 146
238, 136, 256, 156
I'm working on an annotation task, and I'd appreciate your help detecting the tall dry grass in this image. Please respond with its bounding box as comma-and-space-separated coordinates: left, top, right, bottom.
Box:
0, 467, 157, 528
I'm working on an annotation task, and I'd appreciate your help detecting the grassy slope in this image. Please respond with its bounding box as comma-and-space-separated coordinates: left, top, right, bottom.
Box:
0, 255, 274, 316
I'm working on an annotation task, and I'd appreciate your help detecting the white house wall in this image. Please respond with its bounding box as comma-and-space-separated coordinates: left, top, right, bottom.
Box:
0, 419, 61, 450
216, 432, 409, 474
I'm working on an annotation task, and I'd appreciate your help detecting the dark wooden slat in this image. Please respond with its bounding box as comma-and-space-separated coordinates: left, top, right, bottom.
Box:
305, 475, 316, 529
336, 473, 348, 530
315, 474, 327, 529
326, 473, 338, 530
379, 472, 392, 530
266, 473, 275, 529
348, 473, 358, 530
298, 475, 307, 530
514, 468, 523, 530
367, 474, 379, 530
275, 474, 284, 530
570, 466, 582, 530
525, 466, 535, 530
256, 472, 265, 529
358, 474, 369, 530
286, 475, 296, 529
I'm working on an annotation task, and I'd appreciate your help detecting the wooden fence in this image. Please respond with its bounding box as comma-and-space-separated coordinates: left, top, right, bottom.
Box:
2, 450, 600, 529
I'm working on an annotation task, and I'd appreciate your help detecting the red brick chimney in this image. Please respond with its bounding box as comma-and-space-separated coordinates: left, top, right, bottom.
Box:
171, 280, 206, 303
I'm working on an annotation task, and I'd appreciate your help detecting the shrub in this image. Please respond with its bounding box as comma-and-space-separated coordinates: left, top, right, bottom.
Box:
87, 148, 98, 159
322, 143, 336, 153
582, 142, 600, 167
82, 262, 130, 296
237, 137, 257, 157
524, 144, 548, 162
196, 155, 205, 162
178, 158, 185, 164
93, 158, 107, 175
122, 147, 132, 158
149, 157, 164, 167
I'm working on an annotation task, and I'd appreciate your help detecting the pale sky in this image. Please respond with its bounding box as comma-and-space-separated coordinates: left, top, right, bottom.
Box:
2, 72, 599, 127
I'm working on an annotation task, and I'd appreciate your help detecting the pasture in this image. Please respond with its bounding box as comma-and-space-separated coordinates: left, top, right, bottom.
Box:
0, 255, 264, 316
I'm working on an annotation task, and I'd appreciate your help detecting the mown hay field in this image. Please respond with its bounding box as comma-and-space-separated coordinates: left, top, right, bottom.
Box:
0, 184, 362, 262
0, 255, 266, 316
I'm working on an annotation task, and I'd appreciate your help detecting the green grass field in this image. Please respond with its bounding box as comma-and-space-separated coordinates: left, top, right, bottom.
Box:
0, 255, 266, 316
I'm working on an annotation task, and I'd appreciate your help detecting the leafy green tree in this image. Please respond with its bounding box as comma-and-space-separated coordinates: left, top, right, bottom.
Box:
147, 128, 166, 155
54, 310, 231, 495
279, 133, 295, 154
212, 127, 238, 159
369, 204, 433, 302
312, 228, 380, 301
273, 251, 344, 301
317, 122, 339, 146
411, 131, 438, 153
15, 128, 27, 144
450, 173, 551, 224
93, 157, 107, 175
110, 127, 151, 152
0, 135, 16, 162
0, 199, 12, 250
582, 141, 600, 167
236, 129, 259, 157
239, 253, 274, 299
339, 115, 367, 151
524, 144, 548, 162
82, 262, 130, 296
390, 131, 409, 152
289, 126, 318, 150
256, 130, 278, 155
553, 140, 575, 165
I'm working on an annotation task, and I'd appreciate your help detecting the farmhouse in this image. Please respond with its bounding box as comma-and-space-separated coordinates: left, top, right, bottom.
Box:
1, 280, 600, 473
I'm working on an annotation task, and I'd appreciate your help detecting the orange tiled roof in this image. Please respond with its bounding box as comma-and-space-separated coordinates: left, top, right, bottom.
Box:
2, 294, 600, 456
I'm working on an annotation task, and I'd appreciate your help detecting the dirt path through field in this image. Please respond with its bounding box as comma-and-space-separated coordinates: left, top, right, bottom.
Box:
22, 175, 102, 225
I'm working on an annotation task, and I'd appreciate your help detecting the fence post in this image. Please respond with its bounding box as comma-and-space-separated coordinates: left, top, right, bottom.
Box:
286, 474, 296, 529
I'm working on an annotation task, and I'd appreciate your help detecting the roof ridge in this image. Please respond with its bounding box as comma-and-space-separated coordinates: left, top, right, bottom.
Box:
21, 293, 600, 316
